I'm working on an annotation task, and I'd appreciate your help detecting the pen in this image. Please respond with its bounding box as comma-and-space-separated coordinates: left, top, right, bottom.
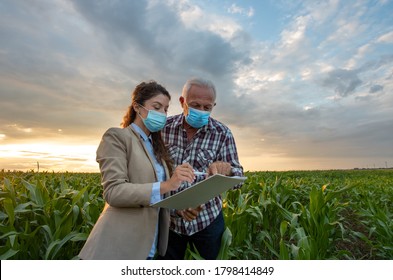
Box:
194, 171, 207, 176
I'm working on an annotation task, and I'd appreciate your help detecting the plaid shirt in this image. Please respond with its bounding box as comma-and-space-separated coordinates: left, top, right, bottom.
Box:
161, 113, 243, 235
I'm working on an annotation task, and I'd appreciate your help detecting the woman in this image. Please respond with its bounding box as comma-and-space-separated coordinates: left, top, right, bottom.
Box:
79, 81, 194, 259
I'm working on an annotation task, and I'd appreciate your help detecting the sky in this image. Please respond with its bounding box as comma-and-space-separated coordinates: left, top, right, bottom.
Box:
0, 0, 393, 173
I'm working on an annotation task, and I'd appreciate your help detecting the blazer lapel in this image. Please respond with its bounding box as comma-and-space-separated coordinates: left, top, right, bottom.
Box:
127, 126, 158, 181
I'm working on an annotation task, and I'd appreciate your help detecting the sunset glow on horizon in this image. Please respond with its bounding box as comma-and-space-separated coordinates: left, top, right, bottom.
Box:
1, 139, 390, 173
0, 143, 98, 172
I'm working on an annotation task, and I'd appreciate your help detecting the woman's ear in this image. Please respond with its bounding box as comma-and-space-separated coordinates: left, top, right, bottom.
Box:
132, 102, 140, 114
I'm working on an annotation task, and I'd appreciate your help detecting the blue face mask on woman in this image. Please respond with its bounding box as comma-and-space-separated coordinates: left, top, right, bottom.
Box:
138, 104, 167, 132
185, 107, 211, 128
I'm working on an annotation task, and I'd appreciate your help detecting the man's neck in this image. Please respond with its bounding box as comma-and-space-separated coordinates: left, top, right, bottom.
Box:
183, 119, 198, 141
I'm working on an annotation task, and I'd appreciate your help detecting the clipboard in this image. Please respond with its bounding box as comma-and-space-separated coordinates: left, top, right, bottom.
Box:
150, 174, 247, 210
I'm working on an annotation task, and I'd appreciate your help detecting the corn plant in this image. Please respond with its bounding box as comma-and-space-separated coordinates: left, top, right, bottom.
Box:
222, 170, 392, 260
0, 171, 103, 259
1, 169, 392, 260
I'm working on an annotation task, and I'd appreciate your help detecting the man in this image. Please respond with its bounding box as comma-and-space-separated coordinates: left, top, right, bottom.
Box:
160, 77, 243, 260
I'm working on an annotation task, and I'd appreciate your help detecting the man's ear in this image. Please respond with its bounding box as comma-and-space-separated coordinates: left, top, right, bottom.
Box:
179, 96, 188, 115
179, 96, 185, 106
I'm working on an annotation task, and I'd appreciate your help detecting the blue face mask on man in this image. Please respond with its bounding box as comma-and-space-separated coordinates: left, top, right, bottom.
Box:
138, 104, 167, 132
185, 107, 211, 128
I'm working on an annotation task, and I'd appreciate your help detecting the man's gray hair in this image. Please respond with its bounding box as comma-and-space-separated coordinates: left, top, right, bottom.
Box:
181, 77, 216, 100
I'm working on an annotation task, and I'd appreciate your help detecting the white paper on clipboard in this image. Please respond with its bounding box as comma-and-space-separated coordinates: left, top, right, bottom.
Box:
150, 174, 247, 210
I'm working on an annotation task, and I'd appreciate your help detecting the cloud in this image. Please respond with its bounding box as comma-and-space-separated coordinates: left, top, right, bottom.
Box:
321, 68, 362, 97
369, 84, 383, 93
70, 0, 247, 78
69, 0, 253, 117
227, 4, 254, 17
377, 30, 393, 43
0, 0, 253, 142
1, 0, 393, 171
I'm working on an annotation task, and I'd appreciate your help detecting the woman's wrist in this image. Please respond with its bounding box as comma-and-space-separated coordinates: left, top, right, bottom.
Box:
160, 181, 168, 194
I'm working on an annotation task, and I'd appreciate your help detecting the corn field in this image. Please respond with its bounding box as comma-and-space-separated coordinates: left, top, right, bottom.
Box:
1, 169, 392, 260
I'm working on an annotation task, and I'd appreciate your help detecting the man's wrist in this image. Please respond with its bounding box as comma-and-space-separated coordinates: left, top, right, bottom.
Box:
170, 209, 183, 218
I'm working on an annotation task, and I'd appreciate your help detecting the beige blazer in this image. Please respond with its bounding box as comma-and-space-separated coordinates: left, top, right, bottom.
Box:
79, 126, 170, 260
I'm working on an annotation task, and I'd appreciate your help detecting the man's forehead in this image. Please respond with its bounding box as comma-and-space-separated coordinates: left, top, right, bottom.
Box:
188, 85, 215, 100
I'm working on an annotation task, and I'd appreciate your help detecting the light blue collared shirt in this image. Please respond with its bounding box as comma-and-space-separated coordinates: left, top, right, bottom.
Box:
131, 123, 165, 258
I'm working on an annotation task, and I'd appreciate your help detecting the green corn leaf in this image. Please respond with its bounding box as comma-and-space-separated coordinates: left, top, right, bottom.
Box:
0, 249, 19, 260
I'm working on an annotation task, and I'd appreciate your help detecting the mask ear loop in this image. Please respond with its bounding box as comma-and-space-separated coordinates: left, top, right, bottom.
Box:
138, 103, 147, 110
135, 103, 148, 119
